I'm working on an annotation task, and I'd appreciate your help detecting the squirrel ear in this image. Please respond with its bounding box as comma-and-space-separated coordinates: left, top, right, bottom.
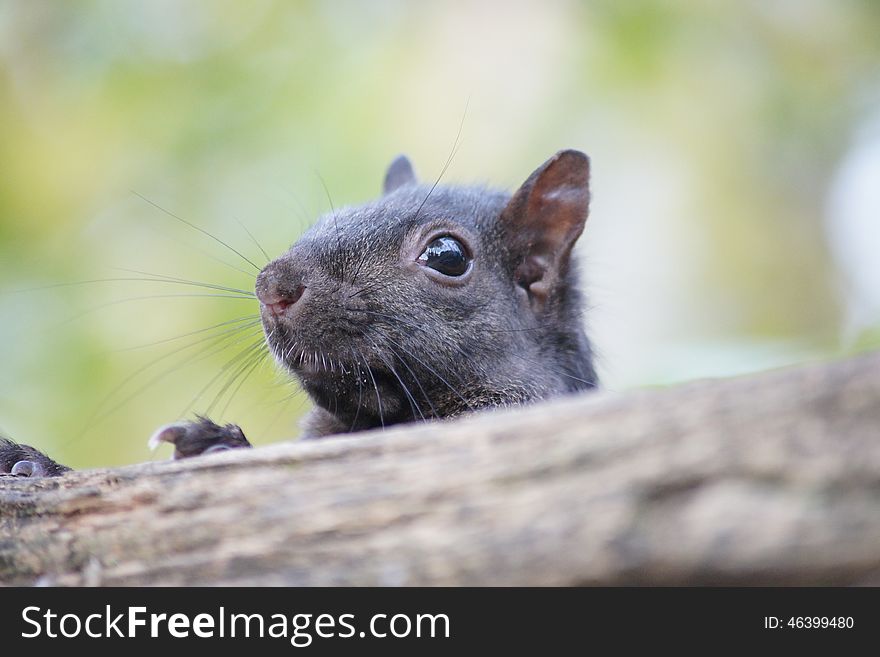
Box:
501, 149, 591, 311
383, 154, 417, 194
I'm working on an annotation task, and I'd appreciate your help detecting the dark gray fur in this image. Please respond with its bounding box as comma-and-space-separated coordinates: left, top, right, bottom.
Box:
0, 436, 70, 477
257, 151, 598, 437
1, 149, 598, 475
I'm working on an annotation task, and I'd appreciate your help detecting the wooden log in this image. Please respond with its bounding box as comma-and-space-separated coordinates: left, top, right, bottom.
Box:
2, 352, 879, 586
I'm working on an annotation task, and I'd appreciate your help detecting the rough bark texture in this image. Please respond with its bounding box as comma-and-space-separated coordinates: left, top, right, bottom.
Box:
1, 352, 879, 586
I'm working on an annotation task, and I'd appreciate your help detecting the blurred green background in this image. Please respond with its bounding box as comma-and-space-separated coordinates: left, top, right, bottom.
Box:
1, 0, 879, 469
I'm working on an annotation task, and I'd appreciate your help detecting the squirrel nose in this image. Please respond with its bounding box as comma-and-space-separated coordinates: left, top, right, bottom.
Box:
260, 285, 304, 316
256, 268, 305, 317
257, 285, 306, 315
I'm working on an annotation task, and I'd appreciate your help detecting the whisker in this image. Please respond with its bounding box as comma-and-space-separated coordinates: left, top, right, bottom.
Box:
412, 98, 469, 222
165, 236, 258, 278
94, 324, 265, 425
384, 341, 439, 419
362, 351, 385, 429
258, 389, 297, 440
315, 171, 344, 281
57, 320, 264, 454
214, 347, 268, 418
349, 247, 369, 286
343, 308, 475, 408
132, 191, 262, 272
236, 217, 271, 263
113, 268, 256, 297
345, 308, 482, 359
14, 276, 255, 297
115, 315, 261, 352
345, 308, 469, 380
374, 345, 424, 421
349, 346, 365, 431
344, 307, 474, 395
41, 293, 257, 342
348, 281, 391, 300
380, 332, 474, 411
139, 220, 258, 278
506, 349, 598, 388
183, 336, 267, 417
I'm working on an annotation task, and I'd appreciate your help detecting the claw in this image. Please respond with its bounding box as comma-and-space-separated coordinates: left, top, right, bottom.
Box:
202, 444, 233, 455
146, 417, 252, 460
148, 422, 189, 451
11, 460, 45, 477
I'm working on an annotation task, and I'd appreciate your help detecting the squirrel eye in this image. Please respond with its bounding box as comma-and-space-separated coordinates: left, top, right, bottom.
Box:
418, 236, 471, 277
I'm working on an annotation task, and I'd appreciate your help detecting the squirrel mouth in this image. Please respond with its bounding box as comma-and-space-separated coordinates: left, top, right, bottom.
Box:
284, 349, 383, 388
291, 352, 355, 376
266, 335, 433, 428
266, 337, 411, 421
294, 359, 392, 393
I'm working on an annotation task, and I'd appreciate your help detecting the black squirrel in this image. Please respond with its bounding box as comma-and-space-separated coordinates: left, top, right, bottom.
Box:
0, 149, 598, 475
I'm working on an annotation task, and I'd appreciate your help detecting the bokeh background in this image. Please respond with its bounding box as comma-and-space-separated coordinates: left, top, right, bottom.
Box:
1, 0, 878, 469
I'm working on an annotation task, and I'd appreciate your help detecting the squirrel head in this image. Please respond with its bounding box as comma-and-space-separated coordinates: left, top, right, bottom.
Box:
256, 150, 597, 433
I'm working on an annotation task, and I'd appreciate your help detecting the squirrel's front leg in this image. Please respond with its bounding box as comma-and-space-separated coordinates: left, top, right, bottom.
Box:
148, 416, 252, 460
0, 417, 252, 478
0, 438, 71, 478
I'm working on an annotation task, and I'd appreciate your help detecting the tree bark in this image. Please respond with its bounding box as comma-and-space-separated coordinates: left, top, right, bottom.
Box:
2, 352, 879, 586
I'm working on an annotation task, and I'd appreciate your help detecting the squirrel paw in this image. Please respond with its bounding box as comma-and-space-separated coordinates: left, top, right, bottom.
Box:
148, 416, 252, 460
0, 438, 71, 478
